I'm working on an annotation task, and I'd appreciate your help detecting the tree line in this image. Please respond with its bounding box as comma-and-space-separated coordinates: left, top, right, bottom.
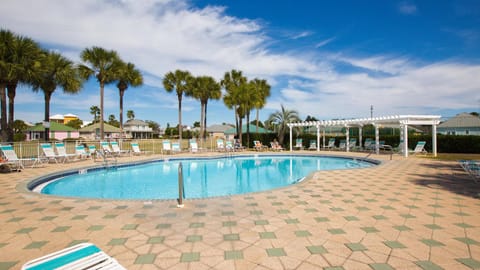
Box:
2, 28, 302, 146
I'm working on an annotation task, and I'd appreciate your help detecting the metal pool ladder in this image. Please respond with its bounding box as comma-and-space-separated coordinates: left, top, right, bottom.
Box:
96, 150, 117, 169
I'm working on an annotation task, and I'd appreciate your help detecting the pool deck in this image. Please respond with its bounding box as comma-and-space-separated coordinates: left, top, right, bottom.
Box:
1, 151, 479, 270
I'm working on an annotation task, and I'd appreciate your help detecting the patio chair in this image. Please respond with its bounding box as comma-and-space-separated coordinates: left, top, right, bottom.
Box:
87, 145, 97, 160
131, 142, 152, 155
338, 139, 346, 150
41, 143, 62, 163
324, 138, 336, 150
216, 139, 225, 152
294, 138, 303, 150
162, 140, 172, 154
55, 142, 77, 162
410, 141, 427, 155
270, 141, 284, 151
75, 145, 91, 159
308, 140, 316, 150
189, 139, 198, 153
459, 160, 479, 183
348, 138, 358, 151
110, 141, 129, 156
363, 138, 375, 150
21, 242, 126, 270
100, 141, 114, 156
0, 144, 39, 170
253, 140, 266, 151
226, 140, 234, 151
172, 141, 181, 153
234, 139, 245, 151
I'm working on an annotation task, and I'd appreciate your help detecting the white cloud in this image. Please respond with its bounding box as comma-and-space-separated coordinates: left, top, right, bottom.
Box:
315, 37, 336, 48
398, 2, 418, 15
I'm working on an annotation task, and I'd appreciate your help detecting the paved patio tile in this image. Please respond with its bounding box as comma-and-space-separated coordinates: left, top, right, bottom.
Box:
266, 248, 286, 257
135, 254, 156, 264
306, 245, 328, 254
420, 239, 445, 247
369, 263, 395, 270
383, 241, 406, 249
259, 232, 276, 239
108, 238, 127, 246
415, 260, 444, 270
180, 252, 200, 262
225, 250, 243, 260
0, 262, 18, 270
346, 243, 367, 251
456, 258, 480, 269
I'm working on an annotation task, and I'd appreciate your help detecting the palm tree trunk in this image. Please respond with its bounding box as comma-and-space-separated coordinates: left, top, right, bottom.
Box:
178, 94, 182, 145
7, 83, 17, 142
100, 82, 105, 139
199, 103, 204, 142
246, 110, 250, 148
256, 108, 259, 133
234, 105, 239, 143
44, 91, 52, 141
204, 101, 208, 140
119, 88, 125, 138
0, 83, 8, 142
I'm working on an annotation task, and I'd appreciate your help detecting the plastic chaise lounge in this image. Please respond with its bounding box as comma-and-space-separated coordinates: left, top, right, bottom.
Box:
22, 242, 126, 270
55, 142, 78, 162
410, 141, 427, 155
41, 143, 62, 163
0, 144, 40, 170
459, 160, 479, 183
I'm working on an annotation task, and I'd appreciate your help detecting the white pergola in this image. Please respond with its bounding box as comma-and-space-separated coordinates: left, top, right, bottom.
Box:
287, 115, 441, 157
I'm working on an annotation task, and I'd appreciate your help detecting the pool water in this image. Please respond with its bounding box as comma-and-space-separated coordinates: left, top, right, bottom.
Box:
40, 155, 374, 199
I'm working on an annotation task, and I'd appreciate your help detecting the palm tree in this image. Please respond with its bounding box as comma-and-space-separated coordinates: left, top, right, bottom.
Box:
79, 47, 122, 139
116, 62, 143, 138
250, 79, 271, 133
189, 76, 221, 140
90, 105, 100, 123
267, 105, 301, 145
163, 70, 192, 144
221, 69, 247, 144
0, 30, 43, 141
127, 110, 135, 120
32, 50, 83, 141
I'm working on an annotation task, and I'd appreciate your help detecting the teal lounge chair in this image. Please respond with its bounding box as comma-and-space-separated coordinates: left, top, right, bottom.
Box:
308, 140, 316, 150
162, 140, 172, 154
294, 138, 303, 150
411, 141, 427, 155
22, 242, 126, 270
0, 144, 39, 170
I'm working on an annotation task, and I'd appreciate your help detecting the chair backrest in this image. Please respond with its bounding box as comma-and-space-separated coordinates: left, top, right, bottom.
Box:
217, 139, 224, 149
226, 141, 233, 150
364, 138, 373, 147
413, 141, 426, 153
172, 142, 180, 152
163, 140, 171, 151
295, 139, 302, 146
339, 140, 346, 149
75, 145, 87, 155
100, 141, 111, 152
55, 142, 68, 156
0, 145, 18, 161
131, 142, 141, 153
88, 145, 96, 153
190, 139, 198, 152
309, 140, 316, 148
110, 141, 121, 152
327, 138, 335, 147
41, 143, 56, 157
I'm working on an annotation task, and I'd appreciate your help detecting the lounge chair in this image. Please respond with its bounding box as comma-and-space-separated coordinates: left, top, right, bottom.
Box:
100, 141, 114, 156
338, 139, 346, 150
172, 141, 181, 153
75, 145, 91, 159
189, 139, 198, 153
308, 140, 316, 150
110, 141, 129, 156
364, 138, 375, 150
410, 141, 427, 155
216, 139, 225, 152
459, 160, 479, 183
0, 144, 39, 170
87, 145, 97, 160
55, 142, 77, 162
131, 142, 152, 155
21, 242, 126, 270
41, 143, 62, 163
324, 138, 336, 150
162, 140, 171, 154
294, 138, 303, 150
225, 140, 234, 151
253, 140, 266, 151
270, 141, 283, 151
348, 138, 357, 151
234, 139, 245, 151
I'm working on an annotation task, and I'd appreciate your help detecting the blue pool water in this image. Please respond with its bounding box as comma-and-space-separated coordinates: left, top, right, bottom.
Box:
39, 155, 375, 199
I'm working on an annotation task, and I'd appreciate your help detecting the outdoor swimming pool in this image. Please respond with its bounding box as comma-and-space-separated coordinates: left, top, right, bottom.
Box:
34, 155, 376, 200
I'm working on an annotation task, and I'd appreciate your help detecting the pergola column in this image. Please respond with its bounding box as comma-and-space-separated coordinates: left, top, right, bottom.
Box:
403, 124, 409, 157
322, 128, 326, 149
375, 124, 380, 154
289, 125, 293, 152
346, 127, 350, 152
316, 125, 320, 152
432, 124, 437, 157
359, 126, 363, 149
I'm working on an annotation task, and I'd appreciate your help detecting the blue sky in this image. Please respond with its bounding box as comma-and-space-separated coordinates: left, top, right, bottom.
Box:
1, 0, 479, 129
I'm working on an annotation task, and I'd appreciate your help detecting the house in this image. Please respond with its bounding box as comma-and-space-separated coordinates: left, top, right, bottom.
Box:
26, 122, 79, 141
206, 124, 234, 139
79, 122, 121, 140
123, 119, 153, 139
224, 124, 272, 141
438, 113, 480, 135
63, 113, 79, 124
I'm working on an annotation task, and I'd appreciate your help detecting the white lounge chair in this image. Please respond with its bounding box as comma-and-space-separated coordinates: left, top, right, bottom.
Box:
325, 138, 336, 150
55, 142, 77, 162
131, 142, 152, 155
294, 138, 303, 150
172, 141, 181, 153
100, 141, 114, 156
75, 145, 91, 159
226, 140, 234, 151
216, 139, 225, 152
0, 144, 39, 170
110, 141, 129, 156
189, 139, 198, 153
459, 160, 479, 183
411, 141, 427, 155
41, 143, 62, 163
308, 140, 316, 150
162, 140, 172, 154
21, 242, 126, 270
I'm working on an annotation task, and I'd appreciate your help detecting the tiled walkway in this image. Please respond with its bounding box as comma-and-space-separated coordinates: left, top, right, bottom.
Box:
1, 152, 479, 269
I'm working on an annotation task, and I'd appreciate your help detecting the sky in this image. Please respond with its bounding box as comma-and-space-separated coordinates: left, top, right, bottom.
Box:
1, 0, 480, 129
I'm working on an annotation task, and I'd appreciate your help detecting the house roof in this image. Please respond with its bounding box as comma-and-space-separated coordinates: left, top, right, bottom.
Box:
64, 113, 78, 118
438, 113, 480, 128
206, 124, 234, 133
225, 124, 273, 134
28, 122, 76, 132
49, 114, 64, 120
79, 122, 121, 132
124, 119, 148, 126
